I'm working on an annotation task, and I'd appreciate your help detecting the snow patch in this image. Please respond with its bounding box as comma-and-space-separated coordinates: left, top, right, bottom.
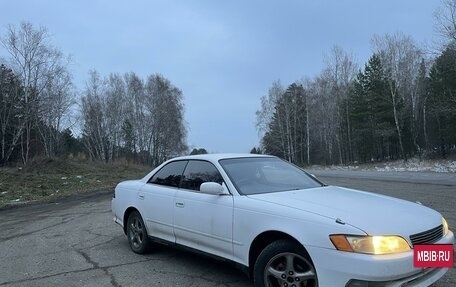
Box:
374, 158, 456, 173
312, 158, 456, 173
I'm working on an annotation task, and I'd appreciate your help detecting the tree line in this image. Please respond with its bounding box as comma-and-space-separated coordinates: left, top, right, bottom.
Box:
2, 1, 455, 167
0, 23, 187, 166
82, 71, 187, 166
256, 1, 456, 165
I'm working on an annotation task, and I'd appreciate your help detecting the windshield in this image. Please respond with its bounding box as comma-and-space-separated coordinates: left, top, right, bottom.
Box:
219, 157, 323, 195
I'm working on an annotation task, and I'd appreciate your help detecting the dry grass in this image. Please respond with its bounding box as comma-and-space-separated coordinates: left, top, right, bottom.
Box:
0, 158, 152, 208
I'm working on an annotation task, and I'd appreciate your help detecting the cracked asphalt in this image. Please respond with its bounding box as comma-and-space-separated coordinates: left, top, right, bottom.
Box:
0, 172, 454, 287
0, 191, 249, 287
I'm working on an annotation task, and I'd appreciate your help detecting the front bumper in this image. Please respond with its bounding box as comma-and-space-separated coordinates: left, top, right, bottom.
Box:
307, 230, 454, 287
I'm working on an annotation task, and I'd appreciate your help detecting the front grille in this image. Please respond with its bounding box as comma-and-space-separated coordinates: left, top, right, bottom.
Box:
410, 225, 443, 246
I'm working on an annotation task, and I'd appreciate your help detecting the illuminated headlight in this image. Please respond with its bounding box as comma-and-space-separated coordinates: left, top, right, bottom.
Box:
443, 217, 449, 235
330, 234, 411, 255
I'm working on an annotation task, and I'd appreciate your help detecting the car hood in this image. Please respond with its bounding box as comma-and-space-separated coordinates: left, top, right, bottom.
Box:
247, 186, 442, 237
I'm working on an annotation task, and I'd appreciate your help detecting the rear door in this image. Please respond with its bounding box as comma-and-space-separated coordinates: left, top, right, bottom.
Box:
138, 160, 187, 243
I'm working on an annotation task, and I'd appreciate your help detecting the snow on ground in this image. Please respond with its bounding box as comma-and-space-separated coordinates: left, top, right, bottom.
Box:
312, 158, 456, 173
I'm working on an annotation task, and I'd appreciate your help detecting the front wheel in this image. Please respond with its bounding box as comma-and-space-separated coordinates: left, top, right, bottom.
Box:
126, 210, 151, 254
254, 240, 318, 287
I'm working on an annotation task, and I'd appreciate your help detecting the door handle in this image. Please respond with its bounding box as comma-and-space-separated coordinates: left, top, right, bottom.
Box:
175, 202, 184, 208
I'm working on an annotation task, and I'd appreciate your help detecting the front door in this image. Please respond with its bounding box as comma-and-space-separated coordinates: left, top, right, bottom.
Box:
173, 160, 234, 259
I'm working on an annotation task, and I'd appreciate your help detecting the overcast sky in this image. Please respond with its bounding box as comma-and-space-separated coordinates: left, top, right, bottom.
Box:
0, 0, 442, 153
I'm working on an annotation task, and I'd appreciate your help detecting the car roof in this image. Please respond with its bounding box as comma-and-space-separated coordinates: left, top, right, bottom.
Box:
170, 153, 275, 162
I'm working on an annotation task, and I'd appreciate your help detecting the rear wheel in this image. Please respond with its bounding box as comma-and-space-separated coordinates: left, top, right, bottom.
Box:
254, 240, 318, 287
126, 211, 151, 254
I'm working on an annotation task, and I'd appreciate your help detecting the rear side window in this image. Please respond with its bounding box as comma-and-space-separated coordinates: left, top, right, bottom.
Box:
148, 161, 187, 188
180, 160, 223, 191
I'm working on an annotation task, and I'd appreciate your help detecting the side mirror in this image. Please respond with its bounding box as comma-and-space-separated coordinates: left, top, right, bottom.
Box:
200, 182, 227, 195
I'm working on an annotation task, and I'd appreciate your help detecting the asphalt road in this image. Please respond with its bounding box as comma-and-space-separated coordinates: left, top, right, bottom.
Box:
0, 171, 454, 287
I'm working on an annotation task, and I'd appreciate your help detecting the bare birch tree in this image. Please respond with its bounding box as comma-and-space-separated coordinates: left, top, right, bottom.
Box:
434, 0, 456, 43
105, 73, 126, 161
81, 70, 107, 161
145, 74, 187, 165
1, 22, 72, 163
124, 72, 148, 158
0, 64, 23, 163
256, 80, 284, 136
372, 33, 423, 159
38, 66, 74, 157
311, 71, 339, 164
324, 46, 358, 163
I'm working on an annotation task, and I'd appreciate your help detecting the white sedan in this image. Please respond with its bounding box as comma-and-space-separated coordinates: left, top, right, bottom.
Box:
111, 154, 454, 287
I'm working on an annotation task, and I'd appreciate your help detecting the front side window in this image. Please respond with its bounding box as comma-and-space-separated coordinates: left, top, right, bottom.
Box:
180, 160, 223, 191
148, 160, 188, 188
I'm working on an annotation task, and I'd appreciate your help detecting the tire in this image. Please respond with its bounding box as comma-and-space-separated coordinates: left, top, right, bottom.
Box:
253, 240, 318, 287
126, 210, 151, 254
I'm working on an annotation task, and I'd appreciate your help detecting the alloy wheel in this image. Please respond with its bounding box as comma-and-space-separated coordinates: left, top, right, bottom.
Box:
264, 252, 317, 287
128, 216, 144, 249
